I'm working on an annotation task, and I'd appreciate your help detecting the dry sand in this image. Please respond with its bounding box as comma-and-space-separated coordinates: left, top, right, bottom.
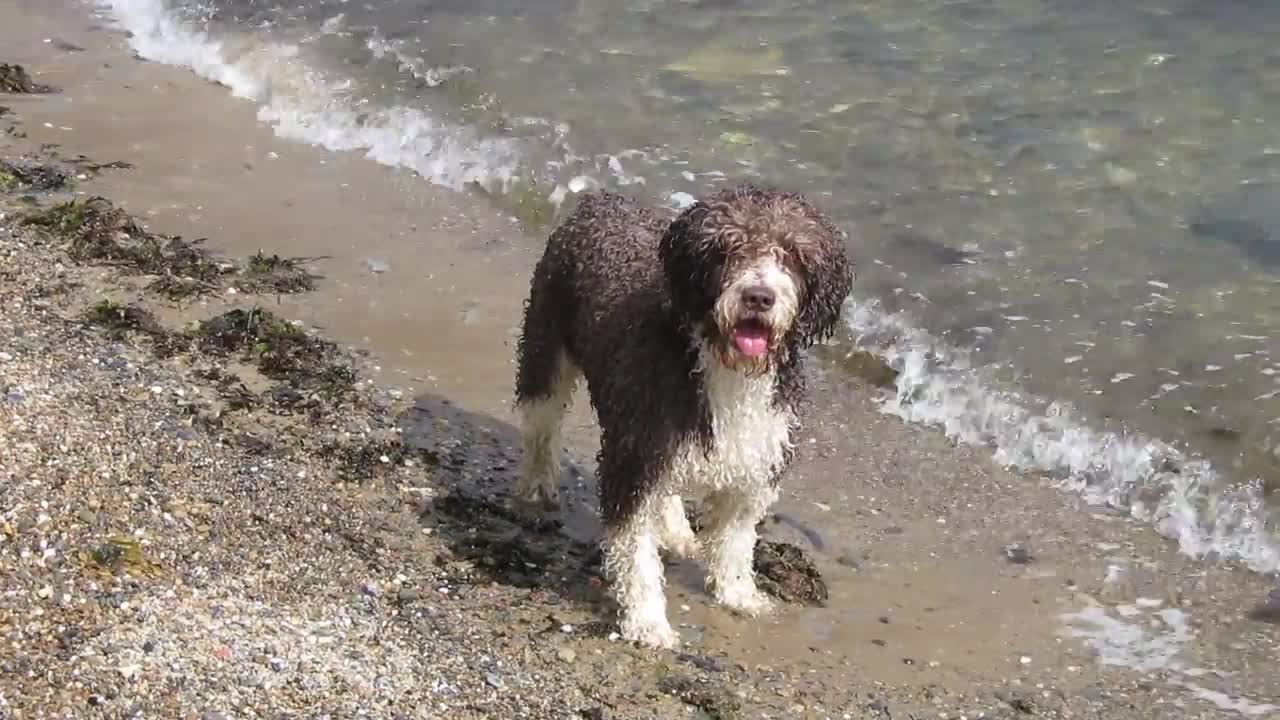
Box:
2, 1, 1279, 718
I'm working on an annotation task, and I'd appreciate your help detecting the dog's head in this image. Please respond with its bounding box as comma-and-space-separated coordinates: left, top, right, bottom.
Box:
659, 183, 853, 373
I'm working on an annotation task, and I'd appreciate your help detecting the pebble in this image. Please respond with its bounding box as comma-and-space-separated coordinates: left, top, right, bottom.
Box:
1004, 543, 1033, 565
557, 647, 577, 663
397, 587, 420, 603
484, 672, 505, 690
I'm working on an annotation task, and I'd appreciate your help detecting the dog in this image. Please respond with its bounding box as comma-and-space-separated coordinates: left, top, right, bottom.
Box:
513, 182, 853, 648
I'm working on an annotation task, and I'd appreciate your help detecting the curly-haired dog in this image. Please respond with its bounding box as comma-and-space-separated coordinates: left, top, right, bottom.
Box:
514, 183, 853, 648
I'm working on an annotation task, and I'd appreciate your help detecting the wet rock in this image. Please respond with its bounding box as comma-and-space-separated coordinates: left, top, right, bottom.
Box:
1003, 543, 1034, 565
752, 540, 828, 606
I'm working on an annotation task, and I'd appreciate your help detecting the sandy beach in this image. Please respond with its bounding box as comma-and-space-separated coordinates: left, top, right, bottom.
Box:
2, 1, 1280, 718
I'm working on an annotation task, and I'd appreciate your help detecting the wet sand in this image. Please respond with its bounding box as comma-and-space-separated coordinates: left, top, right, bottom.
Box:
3, 1, 1280, 717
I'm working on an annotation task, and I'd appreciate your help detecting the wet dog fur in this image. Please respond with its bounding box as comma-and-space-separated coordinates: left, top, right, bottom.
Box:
513, 182, 853, 648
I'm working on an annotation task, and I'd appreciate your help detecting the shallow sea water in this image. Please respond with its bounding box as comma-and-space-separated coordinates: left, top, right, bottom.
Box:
98, 0, 1280, 568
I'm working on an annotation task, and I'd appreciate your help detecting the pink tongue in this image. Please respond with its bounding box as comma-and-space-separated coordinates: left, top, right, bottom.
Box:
733, 329, 769, 358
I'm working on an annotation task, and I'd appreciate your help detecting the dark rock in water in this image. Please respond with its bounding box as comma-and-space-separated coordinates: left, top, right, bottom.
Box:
52, 39, 86, 53
1206, 426, 1242, 444
0, 64, 57, 93
1246, 588, 1280, 624
1190, 186, 1280, 266
835, 349, 899, 389
891, 231, 978, 267
1003, 543, 1034, 565
753, 540, 828, 606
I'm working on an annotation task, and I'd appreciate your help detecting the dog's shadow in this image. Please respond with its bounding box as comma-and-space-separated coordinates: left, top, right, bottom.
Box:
398, 392, 610, 608
398, 390, 830, 626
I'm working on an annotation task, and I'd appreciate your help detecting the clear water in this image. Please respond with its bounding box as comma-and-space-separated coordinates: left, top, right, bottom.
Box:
98, 0, 1280, 569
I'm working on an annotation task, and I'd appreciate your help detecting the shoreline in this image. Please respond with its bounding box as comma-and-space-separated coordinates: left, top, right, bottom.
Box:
2, 2, 1280, 718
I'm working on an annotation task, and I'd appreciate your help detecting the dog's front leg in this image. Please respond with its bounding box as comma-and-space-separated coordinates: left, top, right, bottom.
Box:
604, 508, 678, 649
702, 487, 776, 616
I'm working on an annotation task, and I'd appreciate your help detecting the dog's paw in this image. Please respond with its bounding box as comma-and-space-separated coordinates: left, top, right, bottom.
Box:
514, 479, 560, 511
715, 582, 773, 617
620, 617, 679, 650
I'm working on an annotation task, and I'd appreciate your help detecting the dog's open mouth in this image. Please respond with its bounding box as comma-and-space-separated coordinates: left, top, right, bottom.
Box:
731, 318, 772, 359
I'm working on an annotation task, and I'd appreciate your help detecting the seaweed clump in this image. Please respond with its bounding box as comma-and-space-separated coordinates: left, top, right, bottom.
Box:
0, 64, 56, 94
83, 299, 186, 356
85, 299, 160, 335
22, 197, 227, 297
236, 251, 317, 294
195, 307, 356, 409
0, 159, 69, 192
752, 540, 828, 606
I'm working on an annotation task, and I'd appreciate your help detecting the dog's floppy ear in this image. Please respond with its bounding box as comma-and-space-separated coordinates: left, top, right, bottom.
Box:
792, 221, 854, 348
659, 202, 720, 328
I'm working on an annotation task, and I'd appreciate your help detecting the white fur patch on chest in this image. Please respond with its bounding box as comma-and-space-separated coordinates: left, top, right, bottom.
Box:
664, 349, 796, 495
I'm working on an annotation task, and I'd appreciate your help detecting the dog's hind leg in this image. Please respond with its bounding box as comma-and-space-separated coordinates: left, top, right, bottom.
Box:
514, 270, 578, 510
702, 487, 777, 616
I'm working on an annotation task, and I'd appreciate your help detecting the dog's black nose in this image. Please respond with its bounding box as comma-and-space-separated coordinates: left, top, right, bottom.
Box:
742, 286, 776, 312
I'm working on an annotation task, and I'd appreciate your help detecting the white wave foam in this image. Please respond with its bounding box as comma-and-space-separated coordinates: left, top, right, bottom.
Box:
845, 298, 1280, 574
95, 0, 519, 191
1061, 600, 1279, 717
